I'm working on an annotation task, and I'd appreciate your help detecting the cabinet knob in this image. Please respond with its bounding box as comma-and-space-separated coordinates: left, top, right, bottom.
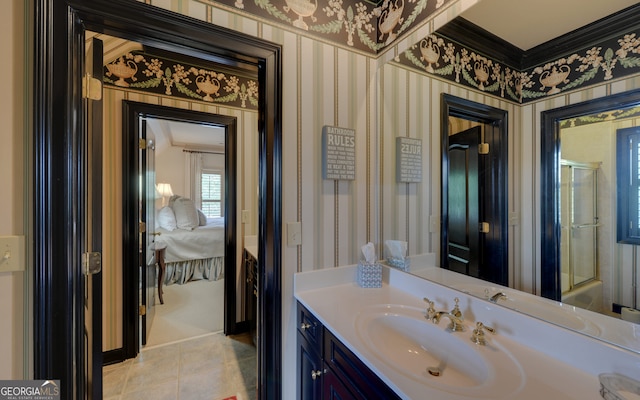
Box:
300, 322, 311, 330
311, 369, 325, 380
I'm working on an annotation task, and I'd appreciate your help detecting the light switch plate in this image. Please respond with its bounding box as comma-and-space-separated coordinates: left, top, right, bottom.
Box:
429, 215, 440, 233
287, 222, 302, 246
509, 212, 519, 226
0, 235, 25, 272
241, 210, 249, 224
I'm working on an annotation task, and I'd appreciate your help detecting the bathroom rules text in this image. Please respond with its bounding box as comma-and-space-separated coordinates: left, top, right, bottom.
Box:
322, 125, 356, 180
396, 137, 422, 183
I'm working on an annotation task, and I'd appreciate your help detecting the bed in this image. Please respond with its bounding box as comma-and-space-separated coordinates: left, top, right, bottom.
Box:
154, 196, 225, 286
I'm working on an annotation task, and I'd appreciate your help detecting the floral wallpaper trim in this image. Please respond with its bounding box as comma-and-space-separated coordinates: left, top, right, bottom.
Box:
103, 51, 259, 110
396, 31, 640, 104
559, 105, 640, 129
196, 0, 453, 53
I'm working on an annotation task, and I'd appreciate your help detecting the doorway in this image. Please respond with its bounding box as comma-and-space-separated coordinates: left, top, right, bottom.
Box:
115, 101, 242, 360
441, 94, 509, 286
32, 1, 282, 399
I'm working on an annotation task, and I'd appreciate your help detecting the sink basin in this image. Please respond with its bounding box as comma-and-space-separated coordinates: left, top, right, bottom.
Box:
354, 304, 525, 398
453, 284, 601, 336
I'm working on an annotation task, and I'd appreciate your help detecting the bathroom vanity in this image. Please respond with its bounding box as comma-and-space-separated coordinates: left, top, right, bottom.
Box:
297, 302, 401, 399
294, 264, 639, 399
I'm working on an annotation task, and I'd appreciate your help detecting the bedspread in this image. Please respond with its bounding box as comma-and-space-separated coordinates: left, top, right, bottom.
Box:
156, 217, 224, 263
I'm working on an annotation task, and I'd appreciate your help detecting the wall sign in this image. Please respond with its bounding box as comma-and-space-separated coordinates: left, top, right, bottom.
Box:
396, 137, 422, 183
322, 126, 356, 180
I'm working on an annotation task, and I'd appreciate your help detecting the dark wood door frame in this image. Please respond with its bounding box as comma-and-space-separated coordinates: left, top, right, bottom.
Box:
441, 94, 509, 286
33, 1, 282, 399
540, 88, 640, 301
110, 101, 240, 363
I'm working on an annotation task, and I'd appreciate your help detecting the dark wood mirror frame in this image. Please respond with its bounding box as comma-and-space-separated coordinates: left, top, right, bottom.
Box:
541, 88, 640, 301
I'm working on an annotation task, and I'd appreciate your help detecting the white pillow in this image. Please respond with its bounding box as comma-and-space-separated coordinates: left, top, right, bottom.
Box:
157, 206, 177, 231
168, 194, 181, 208
172, 197, 199, 230
197, 209, 207, 226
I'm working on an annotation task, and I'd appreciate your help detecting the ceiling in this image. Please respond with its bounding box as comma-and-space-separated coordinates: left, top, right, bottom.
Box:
461, 0, 639, 50
146, 118, 225, 152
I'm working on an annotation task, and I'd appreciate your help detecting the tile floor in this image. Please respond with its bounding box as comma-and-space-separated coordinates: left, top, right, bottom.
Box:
103, 332, 256, 400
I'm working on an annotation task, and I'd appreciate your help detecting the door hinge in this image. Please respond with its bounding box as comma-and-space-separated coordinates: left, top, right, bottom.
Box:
82, 252, 102, 275
139, 221, 146, 233
479, 143, 489, 154
139, 138, 146, 150
479, 222, 490, 233
139, 305, 146, 316
82, 74, 103, 101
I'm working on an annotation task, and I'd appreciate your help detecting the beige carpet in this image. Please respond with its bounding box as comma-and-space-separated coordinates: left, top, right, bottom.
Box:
145, 278, 225, 347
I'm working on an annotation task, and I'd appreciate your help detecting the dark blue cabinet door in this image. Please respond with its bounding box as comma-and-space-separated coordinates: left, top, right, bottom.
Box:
324, 328, 401, 400
323, 367, 357, 400
298, 332, 322, 400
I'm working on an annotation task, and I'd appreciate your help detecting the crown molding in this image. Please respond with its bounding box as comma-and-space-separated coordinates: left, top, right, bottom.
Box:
436, 17, 523, 69
436, 3, 640, 71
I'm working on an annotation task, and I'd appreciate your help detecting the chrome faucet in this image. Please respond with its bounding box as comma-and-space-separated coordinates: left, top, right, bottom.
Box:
489, 292, 507, 303
423, 297, 465, 331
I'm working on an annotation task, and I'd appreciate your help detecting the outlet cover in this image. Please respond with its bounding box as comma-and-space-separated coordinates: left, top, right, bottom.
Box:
0, 235, 25, 272
287, 222, 302, 246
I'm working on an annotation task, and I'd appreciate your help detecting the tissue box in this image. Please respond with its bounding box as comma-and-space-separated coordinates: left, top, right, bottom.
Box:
357, 262, 382, 288
387, 256, 411, 272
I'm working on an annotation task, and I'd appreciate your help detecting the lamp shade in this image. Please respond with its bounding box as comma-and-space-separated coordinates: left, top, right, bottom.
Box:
156, 183, 174, 197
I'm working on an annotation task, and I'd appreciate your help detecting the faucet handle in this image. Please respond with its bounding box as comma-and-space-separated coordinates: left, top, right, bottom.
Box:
423, 297, 436, 319
471, 321, 495, 345
451, 297, 462, 318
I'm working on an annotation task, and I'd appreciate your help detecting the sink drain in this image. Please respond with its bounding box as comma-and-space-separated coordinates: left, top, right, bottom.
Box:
427, 367, 441, 377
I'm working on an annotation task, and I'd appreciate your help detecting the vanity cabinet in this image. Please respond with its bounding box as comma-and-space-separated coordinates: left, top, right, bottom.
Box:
297, 302, 401, 400
297, 301, 324, 399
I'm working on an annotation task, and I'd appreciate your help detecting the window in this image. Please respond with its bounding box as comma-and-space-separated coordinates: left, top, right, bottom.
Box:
201, 171, 223, 218
617, 127, 640, 244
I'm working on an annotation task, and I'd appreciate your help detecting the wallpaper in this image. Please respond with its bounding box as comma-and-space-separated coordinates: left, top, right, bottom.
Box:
138, 0, 640, 105
397, 31, 640, 103
104, 50, 259, 110
559, 105, 640, 129
195, 0, 454, 53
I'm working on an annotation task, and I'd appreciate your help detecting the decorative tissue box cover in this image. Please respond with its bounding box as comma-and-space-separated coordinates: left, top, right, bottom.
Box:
387, 256, 411, 272
599, 373, 640, 400
357, 262, 382, 288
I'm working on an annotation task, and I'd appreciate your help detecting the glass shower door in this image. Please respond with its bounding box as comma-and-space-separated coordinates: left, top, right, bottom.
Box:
566, 164, 600, 291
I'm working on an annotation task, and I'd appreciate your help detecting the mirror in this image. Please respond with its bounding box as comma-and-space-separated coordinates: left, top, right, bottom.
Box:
539, 89, 640, 351
383, 82, 640, 354
378, 9, 640, 354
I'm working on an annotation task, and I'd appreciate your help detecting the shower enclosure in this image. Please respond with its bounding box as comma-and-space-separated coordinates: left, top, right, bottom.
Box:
560, 160, 601, 296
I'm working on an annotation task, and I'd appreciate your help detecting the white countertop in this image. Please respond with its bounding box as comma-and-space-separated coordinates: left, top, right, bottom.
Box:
294, 264, 639, 400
